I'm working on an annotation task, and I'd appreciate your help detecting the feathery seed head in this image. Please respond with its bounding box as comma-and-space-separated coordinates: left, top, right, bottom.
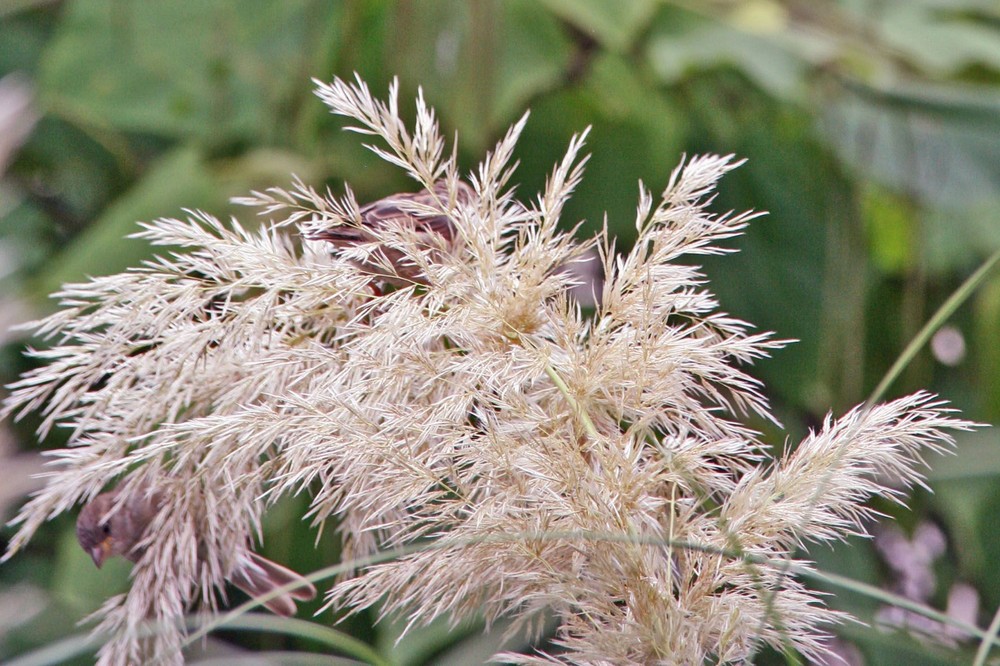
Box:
1, 75, 975, 665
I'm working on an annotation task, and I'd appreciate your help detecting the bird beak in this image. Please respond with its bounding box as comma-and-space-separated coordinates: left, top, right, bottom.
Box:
90, 538, 112, 568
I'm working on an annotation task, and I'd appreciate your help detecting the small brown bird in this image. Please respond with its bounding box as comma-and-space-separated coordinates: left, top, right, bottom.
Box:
76, 486, 316, 616
306, 180, 474, 285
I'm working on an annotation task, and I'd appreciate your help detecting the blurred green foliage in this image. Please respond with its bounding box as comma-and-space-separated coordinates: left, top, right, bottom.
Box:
2, 1, 1000, 663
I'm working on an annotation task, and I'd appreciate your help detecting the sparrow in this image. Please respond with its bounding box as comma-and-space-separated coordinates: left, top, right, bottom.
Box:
76, 486, 316, 617
306, 180, 474, 285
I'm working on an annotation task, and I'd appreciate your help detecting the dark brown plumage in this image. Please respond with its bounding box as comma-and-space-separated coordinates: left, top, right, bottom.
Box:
76, 486, 316, 616
306, 180, 474, 285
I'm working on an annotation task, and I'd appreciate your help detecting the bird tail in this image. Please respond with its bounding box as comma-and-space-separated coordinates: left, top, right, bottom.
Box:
230, 552, 317, 616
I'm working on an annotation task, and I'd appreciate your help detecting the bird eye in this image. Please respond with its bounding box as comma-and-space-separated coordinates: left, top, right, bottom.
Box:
101, 523, 111, 536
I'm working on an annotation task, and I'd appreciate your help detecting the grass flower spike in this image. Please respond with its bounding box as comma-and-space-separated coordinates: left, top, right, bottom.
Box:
2, 74, 974, 665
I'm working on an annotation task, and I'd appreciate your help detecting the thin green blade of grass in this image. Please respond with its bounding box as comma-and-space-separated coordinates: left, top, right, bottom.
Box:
867, 247, 1000, 407
972, 603, 1000, 666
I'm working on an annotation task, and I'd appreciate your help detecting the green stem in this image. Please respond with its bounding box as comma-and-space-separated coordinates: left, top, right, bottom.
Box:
544, 363, 600, 439
867, 247, 1000, 407
973, 603, 1000, 666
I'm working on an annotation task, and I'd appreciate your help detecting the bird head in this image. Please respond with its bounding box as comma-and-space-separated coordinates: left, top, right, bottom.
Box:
76, 493, 128, 567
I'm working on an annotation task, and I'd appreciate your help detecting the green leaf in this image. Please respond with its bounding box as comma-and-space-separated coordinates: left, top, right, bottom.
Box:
932, 475, 996, 592
537, 0, 656, 52
377, 612, 478, 666
492, 0, 572, 127
878, 3, 1000, 75
51, 526, 130, 615
974, 276, 1000, 423
646, 18, 809, 101
928, 430, 1000, 482
386, 0, 571, 151
824, 83, 1000, 273
863, 185, 916, 275
39, 0, 326, 143
29, 146, 225, 302
432, 615, 557, 666
699, 110, 839, 410
377, 612, 554, 666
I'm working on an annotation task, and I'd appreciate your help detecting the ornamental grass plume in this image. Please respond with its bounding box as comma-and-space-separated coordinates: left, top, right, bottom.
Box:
2, 75, 975, 665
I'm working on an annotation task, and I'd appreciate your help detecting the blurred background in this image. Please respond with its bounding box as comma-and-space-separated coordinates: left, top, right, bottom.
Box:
1, 1, 999, 664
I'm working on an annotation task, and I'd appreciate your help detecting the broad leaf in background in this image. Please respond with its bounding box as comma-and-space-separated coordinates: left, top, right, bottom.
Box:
30, 147, 224, 301
386, 0, 573, 152
538, 0, 656, 53
39, 0, 328, 144
824, 84, 1000, 273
